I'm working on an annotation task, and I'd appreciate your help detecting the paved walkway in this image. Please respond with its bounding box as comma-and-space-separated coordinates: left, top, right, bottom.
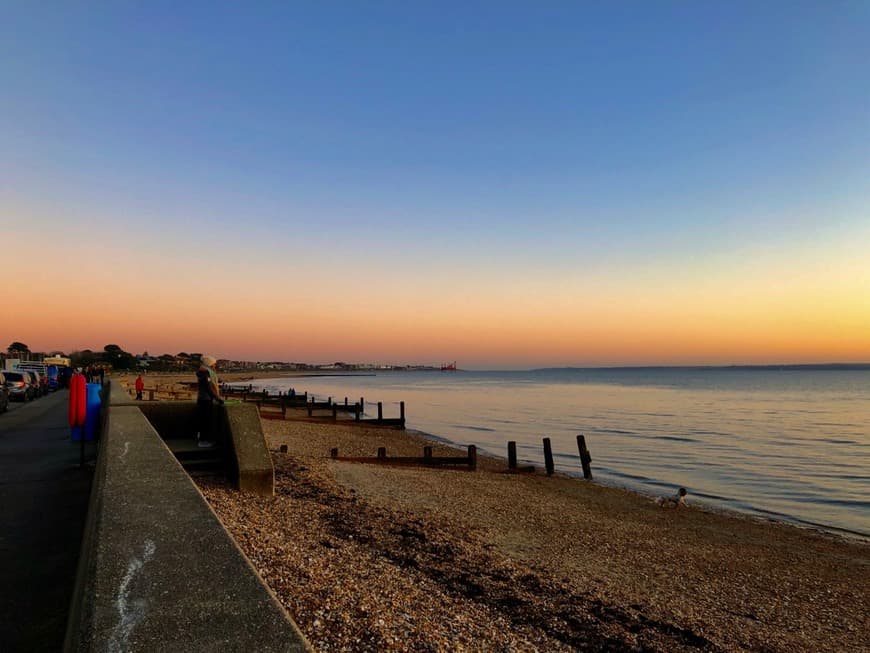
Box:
0, 391, 95, 652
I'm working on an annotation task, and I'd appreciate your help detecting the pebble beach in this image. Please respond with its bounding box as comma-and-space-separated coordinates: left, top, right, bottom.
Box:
196, 416, 869, 652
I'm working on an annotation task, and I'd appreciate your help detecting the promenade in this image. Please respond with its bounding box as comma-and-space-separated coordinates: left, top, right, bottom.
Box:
0, 391, 94, 652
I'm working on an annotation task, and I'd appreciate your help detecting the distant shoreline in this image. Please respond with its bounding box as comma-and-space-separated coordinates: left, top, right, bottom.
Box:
532, 363, 870, 372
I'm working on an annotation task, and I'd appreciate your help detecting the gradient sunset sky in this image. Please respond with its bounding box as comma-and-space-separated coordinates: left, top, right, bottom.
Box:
3, 3, 868, 369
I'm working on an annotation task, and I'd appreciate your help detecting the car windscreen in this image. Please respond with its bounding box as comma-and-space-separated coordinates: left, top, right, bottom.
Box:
5, 372, 25, 381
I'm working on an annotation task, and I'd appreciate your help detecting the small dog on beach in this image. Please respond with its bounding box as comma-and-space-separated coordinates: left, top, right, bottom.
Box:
655, 487, 688, 508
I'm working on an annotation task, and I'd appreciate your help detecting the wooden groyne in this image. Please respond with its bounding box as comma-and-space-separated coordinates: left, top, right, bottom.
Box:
130, 382, 594, 478
329, 444, 477, 470
221, 386, 406, 429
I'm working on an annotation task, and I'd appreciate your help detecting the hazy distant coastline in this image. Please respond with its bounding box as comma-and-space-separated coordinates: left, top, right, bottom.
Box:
534, 363, 870, 372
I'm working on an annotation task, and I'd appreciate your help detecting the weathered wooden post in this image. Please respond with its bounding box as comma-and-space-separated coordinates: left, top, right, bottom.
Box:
377, 446, 386, 459
242, 390, 248, 403
279, 444, 288, 453
423, 446, 432, 460
377, 402, 383, 422
355, 402, 361, 421
344, 397, 348, 406
328, 396, 332, 406
400, 401, 405, 425
360, 397, 365, 412
576, 434, 593, 479
468, 445, 477, 470
148, 389, 155, 401
508, 441, 517, 470
543, 437, 554, 476
307, 397, 313, 417
330, 447, 338, 458
332, 403, 337, 420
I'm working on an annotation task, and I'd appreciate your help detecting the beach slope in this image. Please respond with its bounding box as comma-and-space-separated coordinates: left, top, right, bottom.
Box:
198, 420, 868, 652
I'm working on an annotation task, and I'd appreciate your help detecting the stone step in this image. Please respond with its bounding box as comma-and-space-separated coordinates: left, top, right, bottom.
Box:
181, 456, 227, 470
165, 438, 227, 461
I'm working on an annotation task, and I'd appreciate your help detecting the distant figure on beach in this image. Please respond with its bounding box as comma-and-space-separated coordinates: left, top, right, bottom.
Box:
196, 355, 224, 448
656, 487, 688, 508
135, 374, 144, 400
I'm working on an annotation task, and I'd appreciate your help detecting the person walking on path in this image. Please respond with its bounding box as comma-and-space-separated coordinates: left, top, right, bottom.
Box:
134, 375, 144, 400
196, 355, 223, 448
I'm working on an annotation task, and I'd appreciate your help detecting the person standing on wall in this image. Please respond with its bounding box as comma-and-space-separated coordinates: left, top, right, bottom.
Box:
196, 355, 224, 448
135, 374, 145, 400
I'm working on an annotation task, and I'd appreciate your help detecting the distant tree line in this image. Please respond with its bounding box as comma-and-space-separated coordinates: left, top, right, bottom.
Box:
5, 342, 206, 372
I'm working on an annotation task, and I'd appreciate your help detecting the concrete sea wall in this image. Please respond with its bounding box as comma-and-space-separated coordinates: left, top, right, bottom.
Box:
64, 382, 309, 652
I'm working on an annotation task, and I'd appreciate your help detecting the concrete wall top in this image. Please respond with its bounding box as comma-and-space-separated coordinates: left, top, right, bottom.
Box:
65, 386, 310, 652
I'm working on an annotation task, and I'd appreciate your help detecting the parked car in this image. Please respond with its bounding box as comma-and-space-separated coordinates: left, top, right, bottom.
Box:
4, 371, 33, 401
0, 372, 8, 413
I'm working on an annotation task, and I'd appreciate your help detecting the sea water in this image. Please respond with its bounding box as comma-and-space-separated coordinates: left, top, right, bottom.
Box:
253, 368, 870, 538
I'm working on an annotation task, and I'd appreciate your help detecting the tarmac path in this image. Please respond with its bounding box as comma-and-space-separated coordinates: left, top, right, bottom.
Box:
0, 390, 95, 652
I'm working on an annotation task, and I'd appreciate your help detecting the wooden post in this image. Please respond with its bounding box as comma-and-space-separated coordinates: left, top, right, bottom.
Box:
242, 390, 248, 403
543, 437, 554, 476
344, 397, 348, 406
508, 441, 517, 470
279, 444, 288, 453
355, 403, 361, 421
468, 445, 477, 470
262, 389, 268, 401
360, 397, 365, 412
400, 401, 405, 422
307, 397, 313, 417
423, 445, 432, 460
377, 447, 386, 459
330, 447, 338, 458
576, 434, 593, 480
332, 403, 337, 420
377, 402, 383, 422
148, 389, 155, 401
328, 396, 332, 406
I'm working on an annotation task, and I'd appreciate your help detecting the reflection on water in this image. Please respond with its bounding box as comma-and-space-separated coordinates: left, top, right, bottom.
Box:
255, 369, 870, 538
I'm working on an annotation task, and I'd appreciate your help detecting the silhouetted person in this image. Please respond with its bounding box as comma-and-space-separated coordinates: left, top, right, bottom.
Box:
196, 356, 223, 448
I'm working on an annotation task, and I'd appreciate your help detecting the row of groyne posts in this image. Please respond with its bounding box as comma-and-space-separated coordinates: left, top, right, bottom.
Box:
326, 435, 593, 479
224, 384, 593, 479
220, 384, 406, 427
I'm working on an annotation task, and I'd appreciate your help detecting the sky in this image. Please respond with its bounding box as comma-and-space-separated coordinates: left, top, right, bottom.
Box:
2, 2, 869, 369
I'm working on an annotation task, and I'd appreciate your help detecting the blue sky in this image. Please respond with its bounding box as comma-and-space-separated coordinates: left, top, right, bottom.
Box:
3, 2, 869, 365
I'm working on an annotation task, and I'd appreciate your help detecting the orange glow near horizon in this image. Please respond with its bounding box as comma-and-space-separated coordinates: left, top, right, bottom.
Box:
4, 209, 868, 368
6, 272, 869, 368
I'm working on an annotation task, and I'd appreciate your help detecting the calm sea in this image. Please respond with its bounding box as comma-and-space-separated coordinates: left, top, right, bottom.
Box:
253, 368, 869, 538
